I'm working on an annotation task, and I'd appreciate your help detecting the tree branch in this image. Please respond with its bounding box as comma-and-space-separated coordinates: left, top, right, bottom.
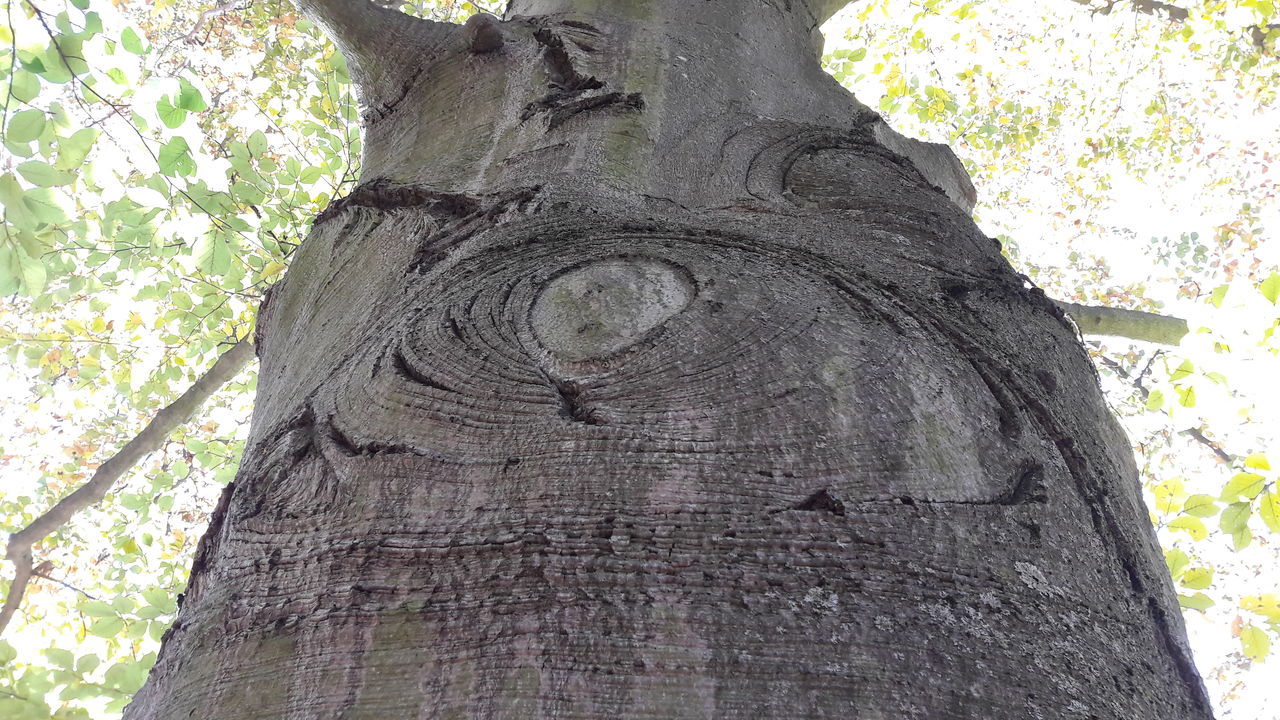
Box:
0, 339, 254, 636
1072, 0, 1189, 22
1180, 426, 1233, 464
290, 0, 455, 102
806, 0, 857, 25
1054, 301, 1190, 346
182, 0, 255, 45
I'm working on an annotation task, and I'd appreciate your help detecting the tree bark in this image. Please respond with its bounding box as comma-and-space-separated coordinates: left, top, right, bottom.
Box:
126, 1, 1212, 718
1054, 300, 1190, 346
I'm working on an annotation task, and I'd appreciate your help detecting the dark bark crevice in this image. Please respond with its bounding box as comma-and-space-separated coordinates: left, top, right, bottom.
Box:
543, 90, 645, 130
314, 180, 484, 225
788, 488, 846, 515
550, 376, 605, 425
519, 23, 644, 130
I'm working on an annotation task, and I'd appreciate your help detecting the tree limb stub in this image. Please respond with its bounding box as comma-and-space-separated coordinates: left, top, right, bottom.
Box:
1054, 300, 1190, 346
0, 339, 255, 636
290, 0, 453, 104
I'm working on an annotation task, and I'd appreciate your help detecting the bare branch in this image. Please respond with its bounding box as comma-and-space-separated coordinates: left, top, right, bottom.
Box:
1054, 301, 1190, 346
183, 0, 255, 45
1, 339, 254, 636
1180, 427, 1233, 464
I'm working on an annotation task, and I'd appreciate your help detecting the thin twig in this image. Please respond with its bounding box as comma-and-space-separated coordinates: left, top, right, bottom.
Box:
32, 568, 100, 601
1180, 427, 1233, 465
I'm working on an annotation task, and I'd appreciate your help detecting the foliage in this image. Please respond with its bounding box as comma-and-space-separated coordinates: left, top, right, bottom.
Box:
0, 0, 1275, 717
825, 0, 1279, 712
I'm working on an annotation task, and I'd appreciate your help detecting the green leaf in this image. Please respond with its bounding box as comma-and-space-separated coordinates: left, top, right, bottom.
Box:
76, 654, 100, 673
1164, 548, 1190, 578
156, 95, 186, 128
156, 96, 187, 129
193, 232, 236, 276
1222, 472, 1266, 501
1176, 385, 1196, 408
1144, 389, 1165, 411
55, 128, 98, 170
0, 173, 67, 229
1178, 592, 1214, 611
1182, 494, 1218, 517
6, 109, 46, 143
1233, 526, 1254, 551
0, 248, 19, 295
1241, 624, 1271, 662
44, 648, 74, 668
9, 69, 40, 103
16, 160, 74, 187
78, 599, 115, 617
1168, 516, 1208, 541
1220, 501, 1251, 533
1179, 567, 1213, 589
1261, 492, 1280, 534
104, 660, 145, 691
158, 137, 195, 177
88, 617, 125, 638
177, 78, 208, 111
16, 248, 46, 296
247, 130, 268, 157
1260, 272, 1280, 304
121, 26, 146, 54
1169, 359, 1194, 381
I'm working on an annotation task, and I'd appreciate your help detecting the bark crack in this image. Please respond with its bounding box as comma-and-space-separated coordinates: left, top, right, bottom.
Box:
521, 25, 644, 130
314, 180, 483, 225
789, 488, 846, 515
550, 377, 604, 425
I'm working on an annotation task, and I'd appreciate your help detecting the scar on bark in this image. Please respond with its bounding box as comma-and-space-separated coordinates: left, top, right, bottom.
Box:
521, 26, 643, 129
996, 461, 1048, 505
314, 180, 483, 225
968, 358, 1022, 439
790, 488, 846, 516
324, 414, 435, 459
551, 377, 603, 425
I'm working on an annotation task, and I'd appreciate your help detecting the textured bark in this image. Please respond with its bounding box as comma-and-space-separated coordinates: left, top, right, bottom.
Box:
126, 1, 1212, 718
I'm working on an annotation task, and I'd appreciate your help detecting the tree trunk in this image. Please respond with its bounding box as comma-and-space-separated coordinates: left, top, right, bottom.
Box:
125, 1, 1213, 717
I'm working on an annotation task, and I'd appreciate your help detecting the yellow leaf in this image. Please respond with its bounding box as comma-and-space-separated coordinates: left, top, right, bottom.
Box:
1241, 625, 1271, 662
1243, 595, 1280, 622
1168, 516, 1208, 541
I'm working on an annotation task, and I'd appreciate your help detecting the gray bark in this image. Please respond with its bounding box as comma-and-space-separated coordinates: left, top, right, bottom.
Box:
1054, 300, 1191, 346
126, 1, 1212, 718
